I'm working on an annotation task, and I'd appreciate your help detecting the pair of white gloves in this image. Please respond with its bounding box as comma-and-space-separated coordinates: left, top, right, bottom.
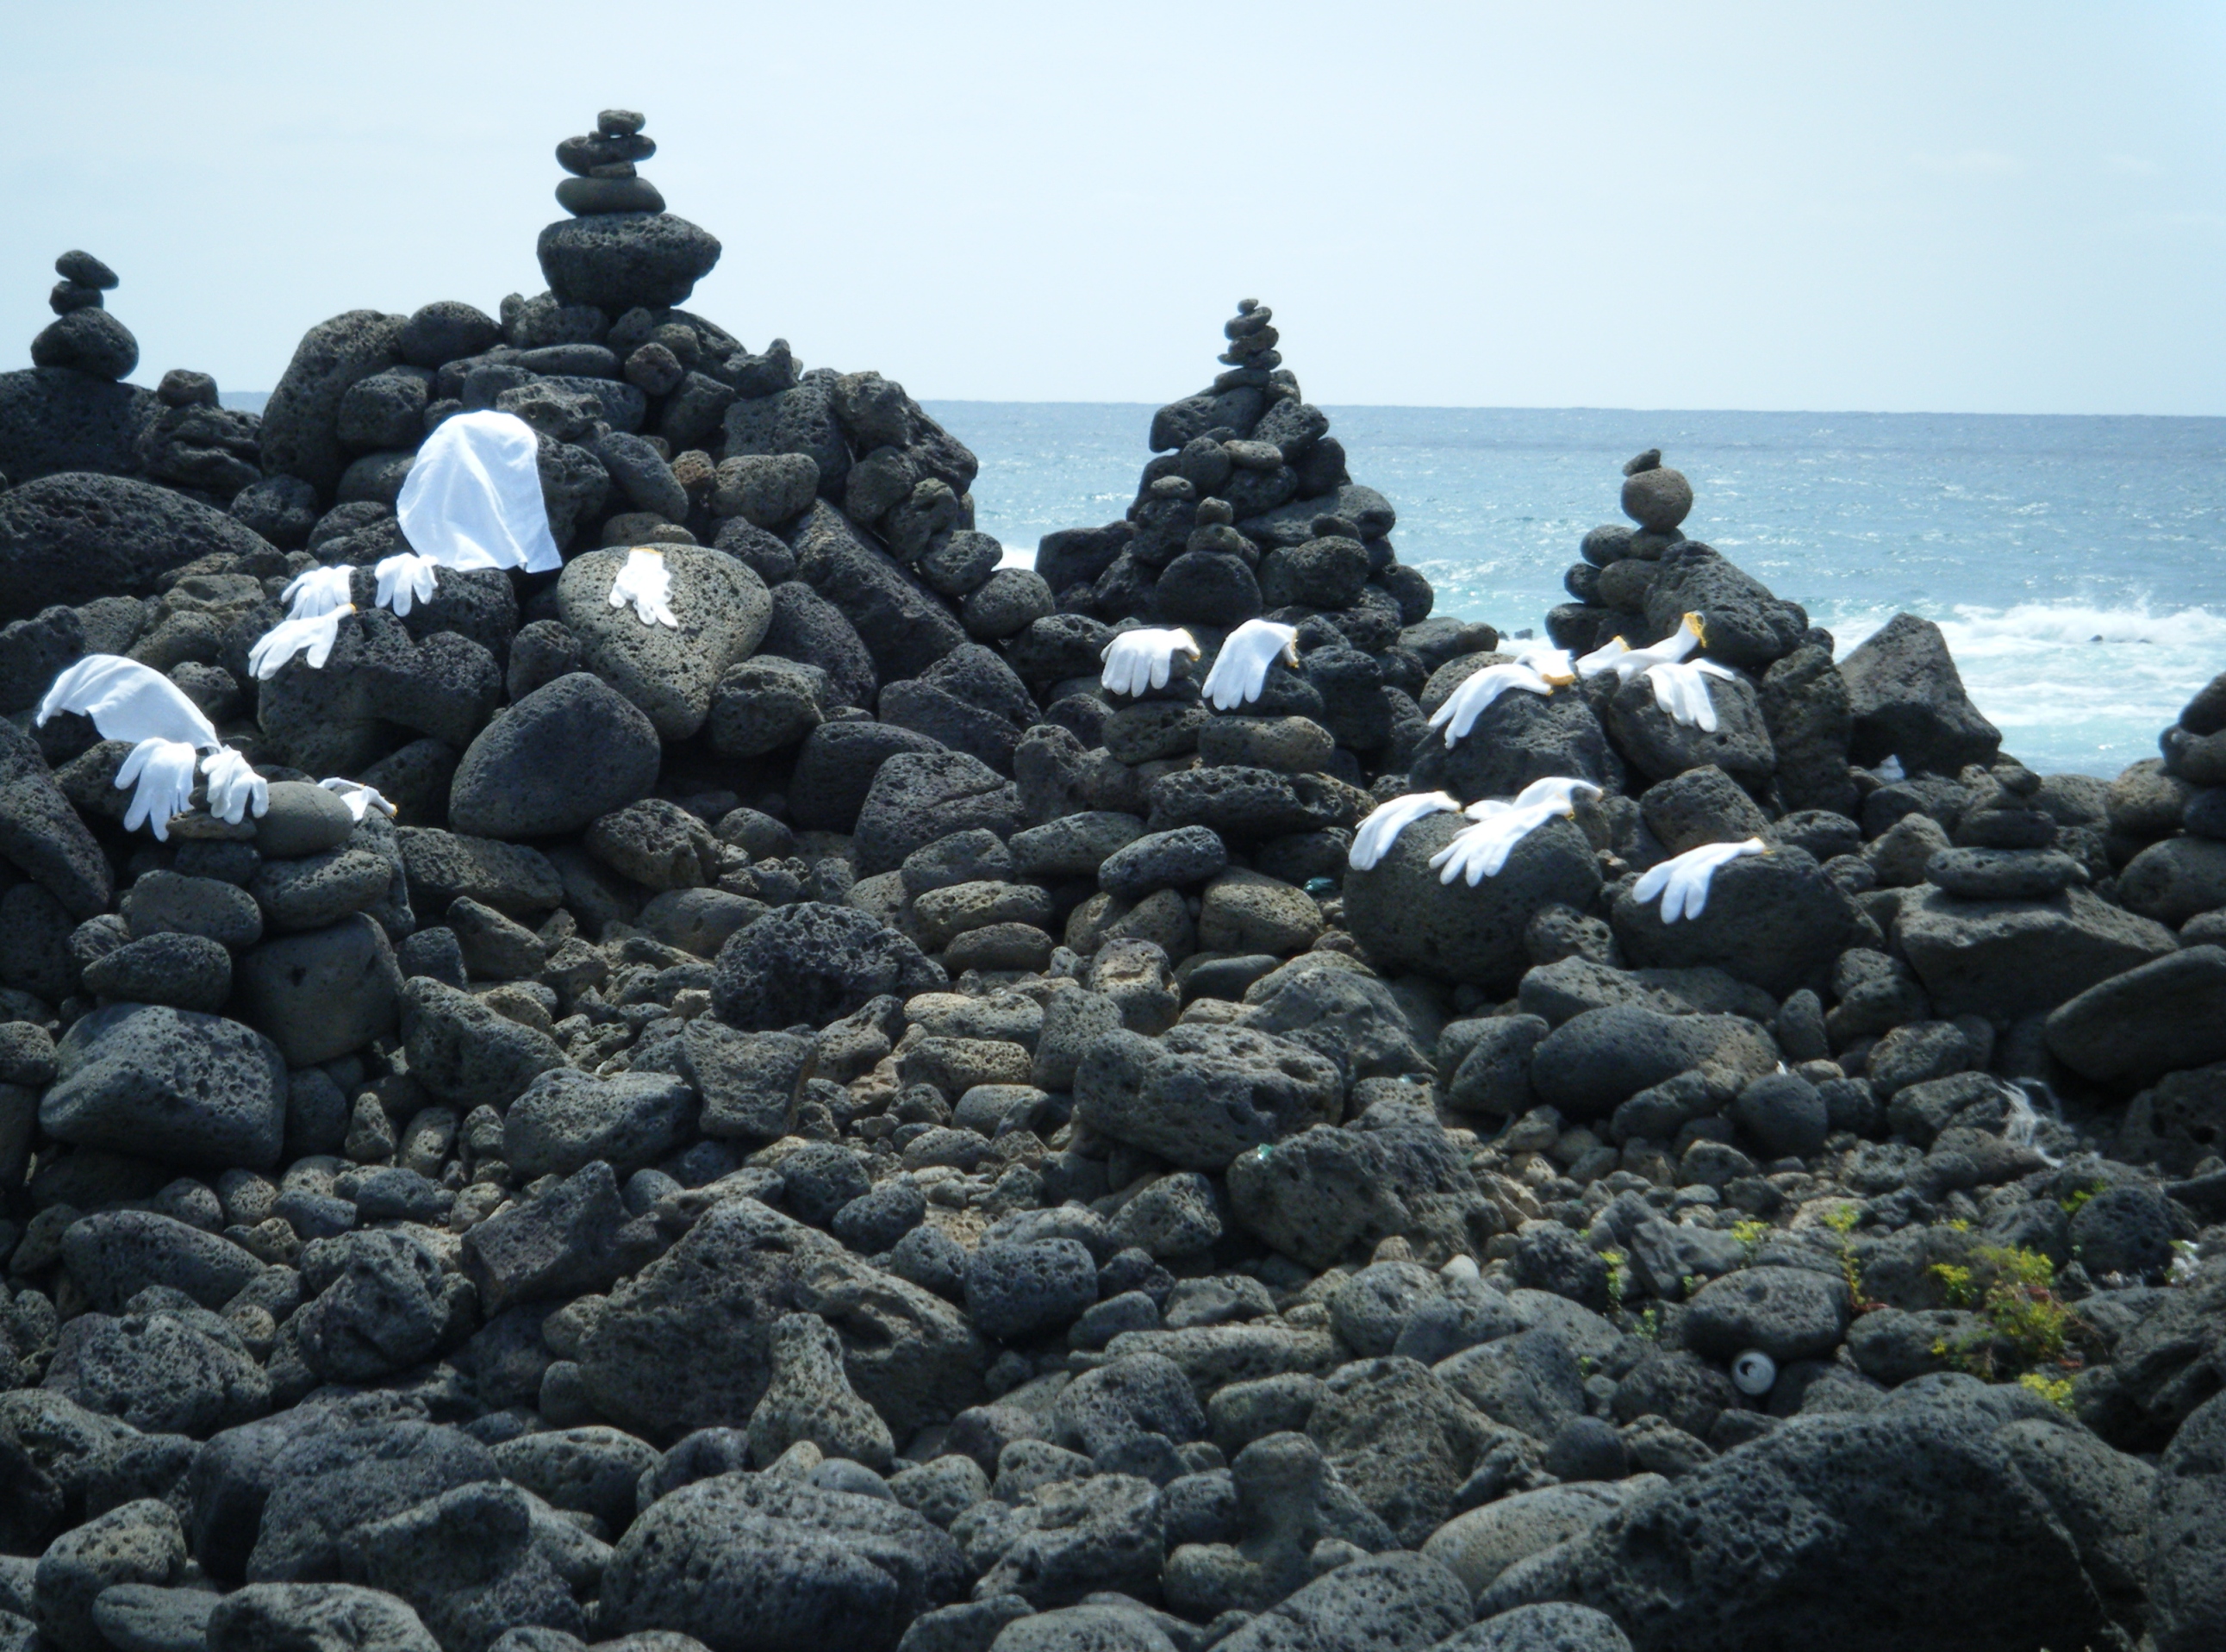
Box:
253, 552, 455, 680
259, 544, 679, 683
109, 744, 268, 838
34, 656, 269, 839
1349, 777, 1603, 880
1098, 620, 1300, 711
1575, 613, 1735, 732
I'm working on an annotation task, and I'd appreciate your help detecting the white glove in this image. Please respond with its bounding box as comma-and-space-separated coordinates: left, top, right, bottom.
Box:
247, 607, 352, 680
116, 738, 203, 840
1512, 645, 1578, 686
1200, 620, 1300, 711
374, 552, 442, 617
1644, 659, 1738, 732
1428, 662, 1555, 746
35, 654, 218, 750
1348, 791, 1459, 870
1430, 800, 1567, 886
1575, 636, 1631, 679
608, 547, 679, 628
1588, 612, 1707, 686
1508, 776, 1604, 814
283, 564, 358, 620
200, 747, 269, 826
319, 777, 396, 821
1100, 627, 1200, 697
1632, 837, 1768, 923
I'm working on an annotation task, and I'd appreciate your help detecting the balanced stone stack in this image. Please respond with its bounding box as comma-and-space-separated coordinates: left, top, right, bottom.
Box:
538, 109, 718, 312
1013, 300, 1487, 838
0, 252, 169, 490
0, 117, 2224, 1652
1040, 300, 1432, 644
33, 251, 137, 383
0, 252, 271, 631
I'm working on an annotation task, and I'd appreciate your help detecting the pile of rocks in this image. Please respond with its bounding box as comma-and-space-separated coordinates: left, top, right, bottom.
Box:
2, 252, 263, 507
0, 112, 2223, 1652
33, 252, 136, 383
1039, 300, 1431, 647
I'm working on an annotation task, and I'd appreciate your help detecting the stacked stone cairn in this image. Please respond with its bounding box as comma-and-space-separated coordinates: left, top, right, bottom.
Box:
0, 253, 262, 514
0, 109, 2219, 1652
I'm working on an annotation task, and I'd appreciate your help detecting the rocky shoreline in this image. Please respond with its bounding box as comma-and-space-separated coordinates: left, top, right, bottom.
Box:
0, 109, 2223, 1652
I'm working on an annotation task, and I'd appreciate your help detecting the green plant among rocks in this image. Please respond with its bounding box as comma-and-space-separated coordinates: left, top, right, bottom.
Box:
1927, 1244, 2092, 1403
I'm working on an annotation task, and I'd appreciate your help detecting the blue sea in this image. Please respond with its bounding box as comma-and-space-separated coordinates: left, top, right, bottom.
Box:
925, 402, 2226, 779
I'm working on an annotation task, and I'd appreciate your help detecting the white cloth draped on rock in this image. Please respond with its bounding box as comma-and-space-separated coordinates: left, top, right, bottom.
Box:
395, 408, 563, 577
34, 656, 265, 841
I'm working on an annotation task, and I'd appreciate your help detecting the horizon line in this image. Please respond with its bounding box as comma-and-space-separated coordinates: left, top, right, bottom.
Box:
205, 391, 2226, 424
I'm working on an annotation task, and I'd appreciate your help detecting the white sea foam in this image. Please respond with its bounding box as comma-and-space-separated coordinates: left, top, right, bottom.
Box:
1828, 600, 2224, 773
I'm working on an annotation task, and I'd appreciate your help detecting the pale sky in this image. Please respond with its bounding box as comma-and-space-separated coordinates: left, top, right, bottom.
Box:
5, 1, 2223, 414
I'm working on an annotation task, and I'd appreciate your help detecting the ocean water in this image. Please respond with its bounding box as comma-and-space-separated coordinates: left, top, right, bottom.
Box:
925, 402, 2226, 779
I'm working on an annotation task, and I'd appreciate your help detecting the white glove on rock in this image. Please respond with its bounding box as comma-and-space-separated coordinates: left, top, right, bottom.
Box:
608, 547, 679, 628
374, 552, 442, 617
1644, 658, 1739, 732
1575, 636, 1631, 679
283, 564, 358, 620
1430, 801, 1567, 886
200, 747, 269, 826
1505, 776, 1604, 814
1100, 627, 1200, 697
1348, 792, 1459, 870
319, 777, 396, 821
116, 739, 203, 841
1428, 663, 1555, 746
247, 608, 352, 680
1200, 620, 1300, 711
1512, 645, 1579, 686
1631, 837, 1768, 923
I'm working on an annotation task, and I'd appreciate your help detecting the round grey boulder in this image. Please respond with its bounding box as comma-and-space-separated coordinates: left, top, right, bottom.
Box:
41, 1004, 285, 1170
712, 902, 945, 1032
448, 672, 661, 838
1344, 812, 1599, 994
537, 213, 722, 311
558, 545, 772, 740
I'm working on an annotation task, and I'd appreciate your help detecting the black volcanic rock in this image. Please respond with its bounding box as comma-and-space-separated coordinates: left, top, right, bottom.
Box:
537, 213, 721, 311
0, 471, 271, 620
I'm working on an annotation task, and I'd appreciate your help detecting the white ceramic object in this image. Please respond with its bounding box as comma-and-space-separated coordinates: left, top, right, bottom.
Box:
1730, 1350, 1778, 1396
